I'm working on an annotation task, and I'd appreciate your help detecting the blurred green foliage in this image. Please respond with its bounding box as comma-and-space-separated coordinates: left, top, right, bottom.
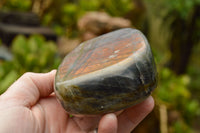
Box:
0, 35, 61, 94
43, 0, 134, 36
12, 35, 60, 72
164, 0, 200, 19
1, 0, 31, 11
1, 0, 200, 132
1, 0, 134, 36
157, 67, 200, 122
163, 0, 200, 42
172, 121, 192, 133
147, 0, 200, 132
151, 46, 200, 132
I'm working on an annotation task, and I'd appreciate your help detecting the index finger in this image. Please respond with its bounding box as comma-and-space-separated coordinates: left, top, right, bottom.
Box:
117, 96, 154, 133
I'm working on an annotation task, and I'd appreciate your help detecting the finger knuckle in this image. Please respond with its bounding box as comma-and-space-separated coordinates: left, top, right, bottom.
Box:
21, 72, 35, 79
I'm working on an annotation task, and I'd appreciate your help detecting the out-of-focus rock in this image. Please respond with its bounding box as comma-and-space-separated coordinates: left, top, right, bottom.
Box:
107, 17, 132, 31
57, 37, 80, 56
81, 31, 97, 41
78, 12, 110, 35
78, 12, 132, 41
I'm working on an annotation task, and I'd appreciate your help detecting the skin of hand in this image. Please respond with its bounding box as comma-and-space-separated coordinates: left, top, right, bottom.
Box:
0, 70, 154, 133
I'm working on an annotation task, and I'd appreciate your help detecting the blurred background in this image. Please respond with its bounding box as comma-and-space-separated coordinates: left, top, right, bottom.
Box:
0, 0, 200, 132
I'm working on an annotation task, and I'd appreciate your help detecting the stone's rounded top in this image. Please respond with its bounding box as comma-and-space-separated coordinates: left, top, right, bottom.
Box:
56, 28, 147, 82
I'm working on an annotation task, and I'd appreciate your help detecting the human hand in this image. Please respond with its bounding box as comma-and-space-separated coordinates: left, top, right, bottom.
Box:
0, 70, 154, 133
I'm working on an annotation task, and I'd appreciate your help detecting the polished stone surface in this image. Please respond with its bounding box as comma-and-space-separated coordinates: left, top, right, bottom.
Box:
55, 28, 157, 115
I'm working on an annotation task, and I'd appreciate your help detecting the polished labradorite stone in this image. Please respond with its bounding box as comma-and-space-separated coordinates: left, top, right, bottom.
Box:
54, 28, 157, 115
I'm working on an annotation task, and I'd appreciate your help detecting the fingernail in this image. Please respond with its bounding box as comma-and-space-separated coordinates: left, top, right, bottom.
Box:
104, 113, 117, 121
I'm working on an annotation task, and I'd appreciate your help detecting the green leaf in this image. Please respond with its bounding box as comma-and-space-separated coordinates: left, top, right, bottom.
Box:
0, 70, 18, 94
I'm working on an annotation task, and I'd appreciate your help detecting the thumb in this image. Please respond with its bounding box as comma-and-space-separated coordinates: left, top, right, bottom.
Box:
1, 70, 56, 107
98, 113, 118, 133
